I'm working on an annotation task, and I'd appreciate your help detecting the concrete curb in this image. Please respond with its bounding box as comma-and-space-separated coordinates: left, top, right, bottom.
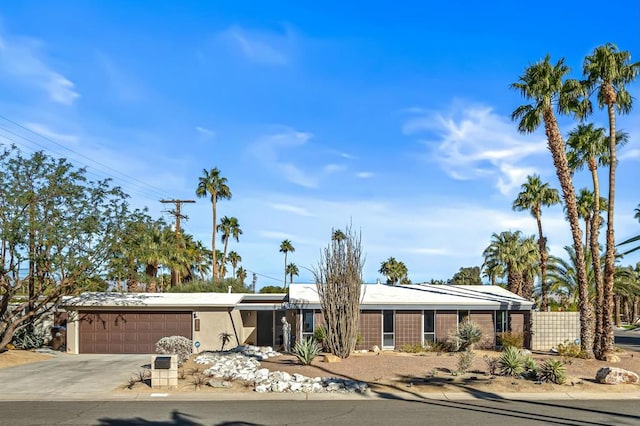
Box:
1, 390, 638, 402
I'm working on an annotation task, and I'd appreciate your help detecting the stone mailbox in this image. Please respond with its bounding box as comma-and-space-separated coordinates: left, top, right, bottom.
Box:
151, 354, 178, 389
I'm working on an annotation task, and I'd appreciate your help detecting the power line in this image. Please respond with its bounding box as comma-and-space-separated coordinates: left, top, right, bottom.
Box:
0, 115, 174, 200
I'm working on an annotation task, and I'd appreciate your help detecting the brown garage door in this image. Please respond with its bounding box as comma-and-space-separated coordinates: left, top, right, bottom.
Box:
79, 311, 192, 354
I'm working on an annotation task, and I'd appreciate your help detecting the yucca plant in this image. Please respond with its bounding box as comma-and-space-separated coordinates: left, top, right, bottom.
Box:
498, 346, 525, 377
454, 321, 483, 351
456, 350, 476, 374
293, 337, 321, 365
523, 356, 538, 379
538, 359, 567, 384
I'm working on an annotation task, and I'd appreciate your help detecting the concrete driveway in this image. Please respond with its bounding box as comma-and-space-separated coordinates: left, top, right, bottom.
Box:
0, 353, 150, 399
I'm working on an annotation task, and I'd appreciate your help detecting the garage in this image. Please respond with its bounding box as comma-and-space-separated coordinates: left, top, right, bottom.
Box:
79, 311, 192, 354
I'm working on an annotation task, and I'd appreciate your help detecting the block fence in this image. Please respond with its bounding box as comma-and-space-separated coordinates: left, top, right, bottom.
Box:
531, 311, 580, 351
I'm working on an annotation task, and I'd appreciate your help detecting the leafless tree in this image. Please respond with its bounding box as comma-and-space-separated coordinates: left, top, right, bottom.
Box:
314, 224, 364, 358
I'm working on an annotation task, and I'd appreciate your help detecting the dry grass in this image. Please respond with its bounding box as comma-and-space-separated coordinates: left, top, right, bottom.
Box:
0, 350, 55, 369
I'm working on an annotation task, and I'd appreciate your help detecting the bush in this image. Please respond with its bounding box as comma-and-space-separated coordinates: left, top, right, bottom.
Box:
523, 356, 538, 379
556, 340, 585, 358
399, 343, 425, 353
456, 350, 476, 374
293, 337, 321, 365
498, 332, 524, 349
453, 321, 483, 352
538, 359, 567, 384
12, 327, 48, 349
483, 355, 500, 376
498, 346, 525, 377
313, 325, 327, 348
155, 335, 193, 365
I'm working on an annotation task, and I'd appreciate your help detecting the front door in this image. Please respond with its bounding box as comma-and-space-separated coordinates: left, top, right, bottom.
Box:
256, 310, 274, 346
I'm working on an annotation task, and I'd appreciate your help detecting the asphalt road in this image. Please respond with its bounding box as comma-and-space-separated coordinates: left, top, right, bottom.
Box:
1, 400, 639, 426
614, 328, 640, 352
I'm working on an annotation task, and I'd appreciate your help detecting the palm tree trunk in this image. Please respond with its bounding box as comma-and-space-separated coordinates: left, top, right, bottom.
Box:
633, 297, 638, 324
602, 100, 618, 357
614, 295, 621, 327
535, 211, 549, 311
542, 108, 594, 358
222, 234, 230, 278
212, 196, 217, 281
283, 252, 288, 288
590, 165, 604, 357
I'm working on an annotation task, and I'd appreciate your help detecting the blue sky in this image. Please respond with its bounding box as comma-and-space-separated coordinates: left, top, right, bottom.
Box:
1, 1, 639, 287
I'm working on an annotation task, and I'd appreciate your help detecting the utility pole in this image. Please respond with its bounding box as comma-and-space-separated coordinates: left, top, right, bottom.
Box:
160, 199, 195, 286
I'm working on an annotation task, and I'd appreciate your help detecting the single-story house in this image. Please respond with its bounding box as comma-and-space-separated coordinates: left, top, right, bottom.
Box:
61, 283, 532, 354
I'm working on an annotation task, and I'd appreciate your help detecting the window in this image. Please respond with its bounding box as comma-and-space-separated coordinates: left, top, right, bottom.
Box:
423, 310, 435, 344
495, 310, 508, 346
382, 310, 394, 348
301, 309, 314, 340
458, 310, 470, 326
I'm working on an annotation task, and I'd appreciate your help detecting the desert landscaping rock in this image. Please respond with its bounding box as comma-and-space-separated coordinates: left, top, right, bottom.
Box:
595, 367, 639, 385
194, 346, 368, 393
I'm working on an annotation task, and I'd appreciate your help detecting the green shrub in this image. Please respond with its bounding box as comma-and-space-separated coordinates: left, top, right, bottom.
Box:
12, 327, 48, 350
523, 356, 538, 379
313, 325, 327, 346
498, 346, 525, 377
498, 332, 524, 349
538, 359, 567, 384
456, 350, 476, 374
454, 321, 483, 352
399, 343, 425, 353
556, 340, 585, 358
293, 337, 321, 365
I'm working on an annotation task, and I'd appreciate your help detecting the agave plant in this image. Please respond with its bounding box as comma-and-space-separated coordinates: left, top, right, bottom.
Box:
293, 337, 321, 366
454, 321, 483, 351
538, 359, 567, 384
498, 346, 525, 377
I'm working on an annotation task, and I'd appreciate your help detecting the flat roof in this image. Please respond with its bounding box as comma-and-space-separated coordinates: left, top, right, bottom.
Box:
62, 292, 246, 308
288, 283, 533, 310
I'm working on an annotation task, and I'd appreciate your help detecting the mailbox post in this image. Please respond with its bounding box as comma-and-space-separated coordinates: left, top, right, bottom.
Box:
151, 354, 178, 389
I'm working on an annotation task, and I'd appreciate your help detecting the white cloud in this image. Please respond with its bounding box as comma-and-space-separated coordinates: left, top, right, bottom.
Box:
323, 163, 345, 174
258, 230, 297, 240
24, 122, 78, 144
220, 25, 293, 65
249, 128, 319, 188
356, 171, 374, 179
0, 32, 79, 105
403, 105, 548, 196
269, 203, 314, 217
619, 148, 640, 161
195, 126, 216, 139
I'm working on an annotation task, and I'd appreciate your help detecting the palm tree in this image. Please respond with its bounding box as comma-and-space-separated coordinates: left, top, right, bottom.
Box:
512, 174, 561, 311
279, 240, 295, 288
217, 216, 242, 276
548, 246, 596, 311
227, 251, 242, 277
482, 231, 539, 298
511, 54, 594, 358
378, 257, 409, 286
196, 167, 232, 281
575, 188, 607, 249
613, 265, 640, 327
285, 263, 299, 286
332, 229, 347, 242
583, 43, 639, 357
236, 266, 248, 285
618, 204, 640, 255
567, 124, 628, 355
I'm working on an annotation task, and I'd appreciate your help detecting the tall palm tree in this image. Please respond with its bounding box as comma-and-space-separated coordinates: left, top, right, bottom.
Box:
279, 240, 295, 288
613, 264, 640, 327
217, 216, 242, 276
378, 257, 409, 286
196, 167, 232, 281
583, 43, 638, 357
286, 262, 299, 286
482, 231, 539, 298
236, 266, 248, 285
227, 251, 242, 277
574, 188, 607, 250
512, 174, 561, 311
511, 54, 594, 358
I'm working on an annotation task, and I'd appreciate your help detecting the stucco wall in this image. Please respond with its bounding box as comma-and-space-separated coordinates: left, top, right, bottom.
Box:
240, 311, 257, 345
193, 309, 243, 352
65, 311, 79, 354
